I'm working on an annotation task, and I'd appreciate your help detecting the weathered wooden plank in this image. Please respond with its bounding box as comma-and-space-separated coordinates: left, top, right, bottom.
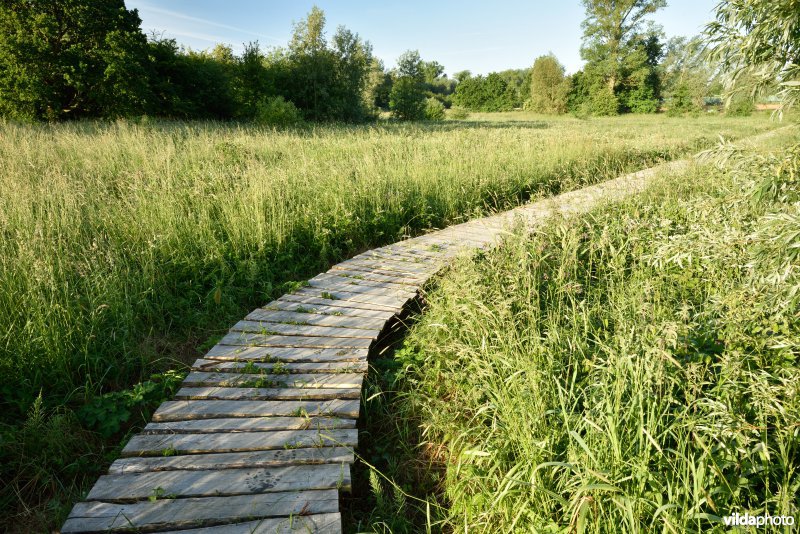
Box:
218, 332, 373, 350
306, 278, 417, 299
86, 464, 351, 501
244, 309, 387, 330
158, 513, 341, 534
316, 269, 423, 287
368, 244, 452, 260
229, 320, 380, 339
61, 490, 339, 532
321, 267, 423, 283
336, 256, 435, 274
438, 225, 502, 239
193, 359, 368, 374
347, 254, 435, 272
431, 231, 496, 243
153, 399, 360, 421
382, 244, 452, 257
183, 372, 363, 389
286, 288, 409, 309
361, 246, 439, 259
143, 416, 355, 434
427, 237, 492, 249
332, 262, 436, 281
328, 263, 431, 282
174, 386, 361, 401
204, 345, 368, 362
259, 300, 397, 319
400, 239, 469, 252
123, 429, 357, 456
110, 447, 354, 474
282, 288, 408, 310
279, 293, 402, 313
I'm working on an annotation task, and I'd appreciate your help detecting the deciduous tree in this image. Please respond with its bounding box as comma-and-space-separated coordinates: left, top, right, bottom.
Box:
528, 54, 569, 114
389, 50, 426, 120
0, 0, 151, 120
279, 6, 373, 121
453, 73, 515, 111
704, 0, 800, 113
579, 0, 666, 115
661, 36, 718, 114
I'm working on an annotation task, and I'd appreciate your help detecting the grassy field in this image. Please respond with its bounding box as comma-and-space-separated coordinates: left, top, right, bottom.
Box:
357, 126, 800, 532
0, 112, 783, 530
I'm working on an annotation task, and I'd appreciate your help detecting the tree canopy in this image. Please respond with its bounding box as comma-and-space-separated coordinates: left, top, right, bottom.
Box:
1, 0, 788, 122
528, 54, 569, 114
453, 73, 517, 111
389, 50, 427, 120
0, 0, 150, 120
0, 3, 377, 123
704, 0, 800, 112
578, 0, 666, 114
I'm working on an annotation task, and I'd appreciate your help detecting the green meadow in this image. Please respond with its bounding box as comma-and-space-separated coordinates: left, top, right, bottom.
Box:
0, 113, 785, 530
356, 124, 800, 532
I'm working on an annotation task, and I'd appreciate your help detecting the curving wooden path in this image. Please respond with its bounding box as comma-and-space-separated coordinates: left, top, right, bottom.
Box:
61, 157, 690, 533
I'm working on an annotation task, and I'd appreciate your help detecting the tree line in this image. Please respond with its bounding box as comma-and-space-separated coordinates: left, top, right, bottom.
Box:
0, 0, 794, 123
0, 2, 378, 123
0, 1, 452, 123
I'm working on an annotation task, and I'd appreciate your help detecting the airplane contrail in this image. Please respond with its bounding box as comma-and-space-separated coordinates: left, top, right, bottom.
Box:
134, 3, 284, 43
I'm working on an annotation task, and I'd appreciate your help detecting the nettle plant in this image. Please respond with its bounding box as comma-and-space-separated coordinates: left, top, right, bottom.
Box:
78, 370, 186, 438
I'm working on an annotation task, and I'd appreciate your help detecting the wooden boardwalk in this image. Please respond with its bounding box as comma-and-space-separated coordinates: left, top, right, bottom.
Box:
61, 159, 684, 533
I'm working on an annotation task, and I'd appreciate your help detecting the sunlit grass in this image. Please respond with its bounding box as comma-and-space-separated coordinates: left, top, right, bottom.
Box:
368, 126, 800, 532
0, 114, 775, 411
0, 113, 781, 531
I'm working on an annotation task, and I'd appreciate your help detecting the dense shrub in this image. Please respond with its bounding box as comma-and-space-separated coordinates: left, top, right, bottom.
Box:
448, 107, 469, 120
587, 85, 620, 115
667, 82, 701, 116
528, 54, 569, 114
453, 73, 516, 112
727, 98, 755, 116
424, 98, 445, 120
389, 50, 427, 121
0, 4, 375, 124
0, 0, 151, 120
254, 96, 304, 126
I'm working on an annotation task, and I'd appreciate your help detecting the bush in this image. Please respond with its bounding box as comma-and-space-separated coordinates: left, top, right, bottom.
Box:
726, 98, 755, 117
448, 107, 469, 120
452, 73, 515, 112
390, 77, 426, 120
528, 54, 569, 114
626, 84, 659, 113
254, 96, 303, 126
667, 83, 701, 117
424, 98, 445, 121
77, 371, 186, 438
588, 85, 620, 116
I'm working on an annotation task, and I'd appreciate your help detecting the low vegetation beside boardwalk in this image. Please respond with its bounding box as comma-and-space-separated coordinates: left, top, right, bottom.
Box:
0, 113, 778, 531
357, 127, 800, 532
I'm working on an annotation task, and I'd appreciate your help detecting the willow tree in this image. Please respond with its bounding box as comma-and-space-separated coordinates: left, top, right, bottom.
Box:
528, 54, 569, 114
704, 0, 800, 114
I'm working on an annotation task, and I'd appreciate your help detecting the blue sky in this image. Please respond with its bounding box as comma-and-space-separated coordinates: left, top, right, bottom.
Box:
127, 0, 718, 75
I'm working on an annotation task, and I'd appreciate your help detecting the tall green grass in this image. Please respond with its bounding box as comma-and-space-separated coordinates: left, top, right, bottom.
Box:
0, 113, 778, 530
362, 127, 800, 532
0, 115, 774, 412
